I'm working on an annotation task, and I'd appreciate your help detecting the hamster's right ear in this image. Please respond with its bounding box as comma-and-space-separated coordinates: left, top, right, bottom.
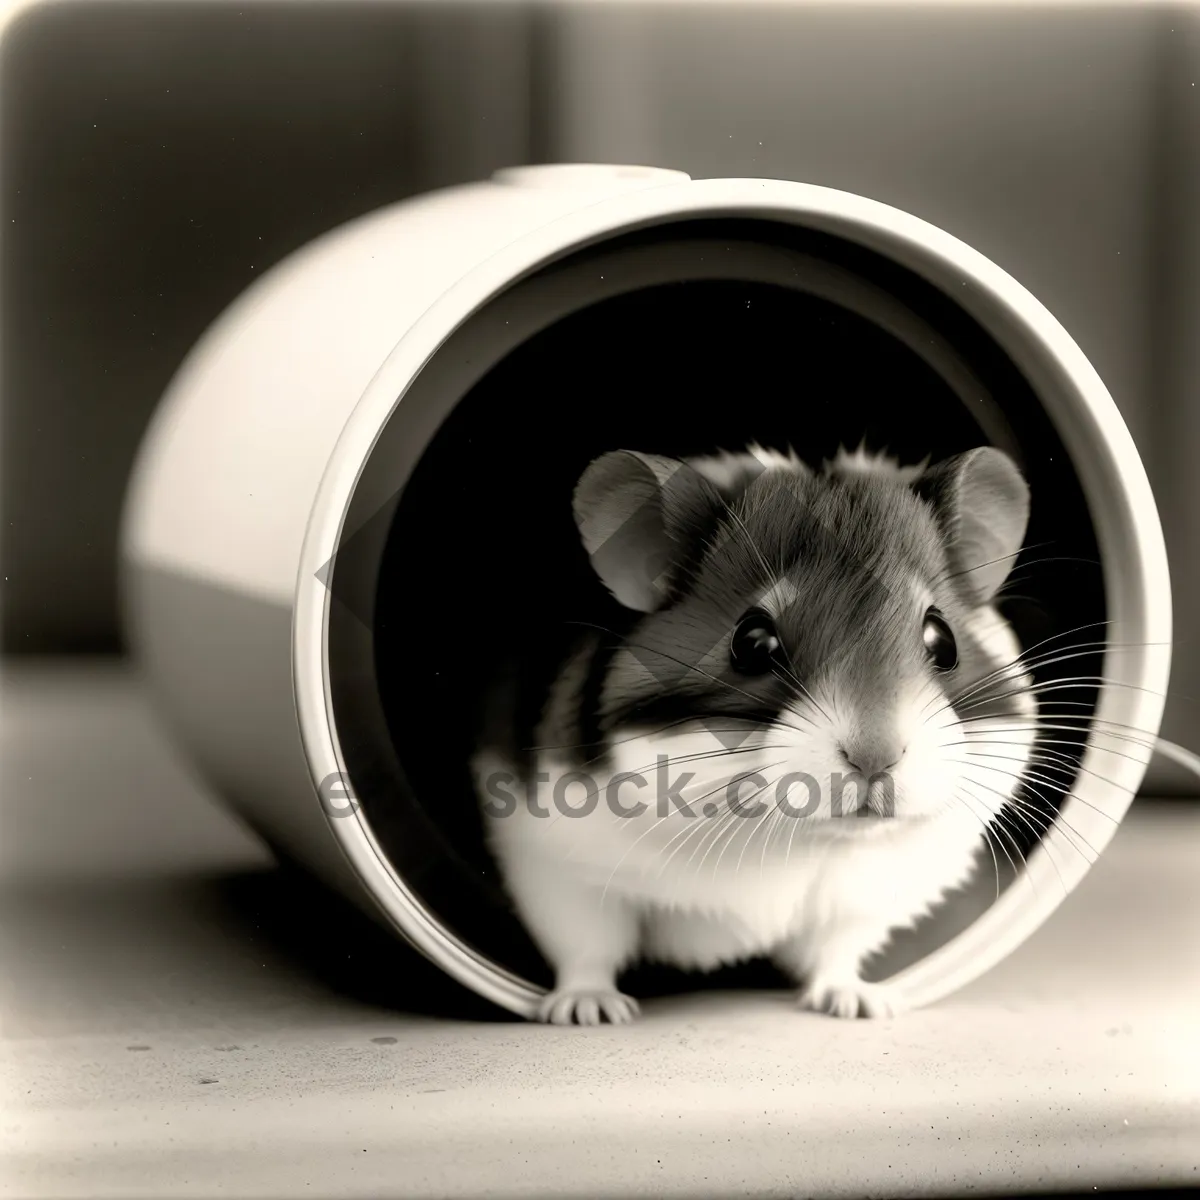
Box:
572, 450, 725, 613
916, 446, 1031, 605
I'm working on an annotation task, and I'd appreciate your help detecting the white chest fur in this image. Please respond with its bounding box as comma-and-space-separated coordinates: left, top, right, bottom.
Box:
478, 748, 988, 973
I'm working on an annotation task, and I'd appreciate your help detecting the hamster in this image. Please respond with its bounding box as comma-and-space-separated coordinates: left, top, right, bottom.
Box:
472, 442, 1036, 1024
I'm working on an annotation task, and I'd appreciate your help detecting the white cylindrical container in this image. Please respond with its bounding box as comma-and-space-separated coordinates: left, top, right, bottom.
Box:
120, 164, 1171, 1019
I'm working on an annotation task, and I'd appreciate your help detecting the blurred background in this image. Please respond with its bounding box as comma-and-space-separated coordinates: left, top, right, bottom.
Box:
1, 0, 1198, 750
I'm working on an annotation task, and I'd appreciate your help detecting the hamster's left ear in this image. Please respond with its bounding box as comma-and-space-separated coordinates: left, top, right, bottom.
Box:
915, 447, 1030, 605
572, 450, 725, 613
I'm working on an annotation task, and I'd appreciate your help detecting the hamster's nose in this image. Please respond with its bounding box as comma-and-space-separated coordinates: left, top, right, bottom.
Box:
838, 740, 906, 777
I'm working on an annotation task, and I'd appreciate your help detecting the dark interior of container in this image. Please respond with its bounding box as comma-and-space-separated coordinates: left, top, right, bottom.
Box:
325, 219, 1106, 997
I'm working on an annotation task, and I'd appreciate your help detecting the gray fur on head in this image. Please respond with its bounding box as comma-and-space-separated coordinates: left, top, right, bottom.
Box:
568, 442, 1032, 747
573, 443, 1029, 617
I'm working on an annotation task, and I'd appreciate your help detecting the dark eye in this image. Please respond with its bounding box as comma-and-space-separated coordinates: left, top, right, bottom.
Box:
922, 607, 958, 671
730, 608, 782, 676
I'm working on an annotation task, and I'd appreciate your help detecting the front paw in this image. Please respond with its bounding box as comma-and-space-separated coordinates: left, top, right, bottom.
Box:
537, 988, 641, 1026
797, 977, 903, 1019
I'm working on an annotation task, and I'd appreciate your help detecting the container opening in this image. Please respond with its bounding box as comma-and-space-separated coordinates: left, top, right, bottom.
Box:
325, 219, 1105, 994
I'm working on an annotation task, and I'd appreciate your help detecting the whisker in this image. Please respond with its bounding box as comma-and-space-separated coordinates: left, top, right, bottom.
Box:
770, 659, 834, 726
712, 770, 785, 879
950, 671, 1171, 724
956, 719, 1159, 757
692, 789, 754, 880
966, 755, 1108, 866
588, 740, 796, 782
936, 629, 1160, 714
951, 749, 1121, 826
919, 630, 1107, 721
598, 767, 745, 902
564, 620, 820, 742
994, 800, 1073, 889
946, 741, 1132, 819
724, 503, 783, 591
526, 714, 733, 754
655, 766, 783, 883
958, 774, 1076, 893
931, 540, 1058, 586
782, 771, 811, 875
938, 640, 1167, 722
1009, 789, 1102, 867
735, 771, 785, 878
950, 784, 1012, 902
964, 780, 1045, 902
701, 800, 753, 880
759, 796, 794, 881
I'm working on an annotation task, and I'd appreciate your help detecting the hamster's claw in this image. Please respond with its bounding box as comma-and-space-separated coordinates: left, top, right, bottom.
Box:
797, 977, 902, 1020
537, 988, 641, 1026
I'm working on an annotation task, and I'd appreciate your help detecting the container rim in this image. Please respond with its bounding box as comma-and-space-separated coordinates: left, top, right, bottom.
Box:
293, 173, 1172, 1019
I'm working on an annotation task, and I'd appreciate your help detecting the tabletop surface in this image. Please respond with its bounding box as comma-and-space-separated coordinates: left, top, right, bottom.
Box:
1, 659, 1198, 1199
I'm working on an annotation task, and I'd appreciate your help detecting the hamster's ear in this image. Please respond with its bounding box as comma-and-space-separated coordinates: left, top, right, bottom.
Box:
572, 450, 724, 613
915, 447, 1030, 604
